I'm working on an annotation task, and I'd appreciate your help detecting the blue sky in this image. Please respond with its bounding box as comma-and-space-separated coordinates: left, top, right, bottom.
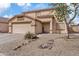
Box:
0, 3, 50, 18
0, 3, 79, 24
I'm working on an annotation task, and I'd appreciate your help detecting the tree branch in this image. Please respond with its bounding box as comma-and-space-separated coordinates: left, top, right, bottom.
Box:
69, 5, 79, 24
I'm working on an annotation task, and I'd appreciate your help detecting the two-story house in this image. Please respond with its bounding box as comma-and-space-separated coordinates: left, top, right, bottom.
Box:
9, 8, 67, 34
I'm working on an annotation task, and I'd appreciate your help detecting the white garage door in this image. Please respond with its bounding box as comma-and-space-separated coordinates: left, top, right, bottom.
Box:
12, 23, 31, 34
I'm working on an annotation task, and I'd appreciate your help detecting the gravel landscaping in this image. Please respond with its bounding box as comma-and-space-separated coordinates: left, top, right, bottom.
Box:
0, 33, 79, 56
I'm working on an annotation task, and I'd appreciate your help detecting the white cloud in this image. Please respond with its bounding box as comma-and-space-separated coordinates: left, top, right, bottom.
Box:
26, 3, 31, 6
16, 3, 31, 11
22, 3, 48, 12
0, 3, 11, 14
73, 16, 79, 24
33, 4, 48, 10
66, 3, 70, 6
0, 3, 11, 9
18, 3, 32, 11
16, 3, 31, 7
16, 3, 26, 6
3, 15, 13, 18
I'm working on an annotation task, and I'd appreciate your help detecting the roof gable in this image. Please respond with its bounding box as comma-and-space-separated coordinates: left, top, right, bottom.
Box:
9, 14, 42, 23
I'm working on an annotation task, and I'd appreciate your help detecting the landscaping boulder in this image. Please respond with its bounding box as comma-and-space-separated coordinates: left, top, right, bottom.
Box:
39, 43, 49, 49
39, 39, 54, 49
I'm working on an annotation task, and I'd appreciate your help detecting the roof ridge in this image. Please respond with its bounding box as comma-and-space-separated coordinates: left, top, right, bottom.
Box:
23, 8, 54, 13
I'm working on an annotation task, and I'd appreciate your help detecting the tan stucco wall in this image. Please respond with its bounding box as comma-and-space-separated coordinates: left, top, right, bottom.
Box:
9, 26, 11, 33
0, 23, 9, 33
10, 18, 17, 22
25, 13, 36, 18
25, 10, 53, 19
35, 21, 42, 34
43, 23, 50, 33
38, 18, 51, 22
50, 10, 67, 34
57, 22, 68, 34
50, 17, 58, 34
49, 17, 67, 34
36, 10, 52, 16
70, 25, 79, 33
10, 17, 32, 23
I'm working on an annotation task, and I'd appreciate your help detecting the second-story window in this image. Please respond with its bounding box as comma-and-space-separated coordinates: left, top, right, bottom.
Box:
17, 16, 24, 21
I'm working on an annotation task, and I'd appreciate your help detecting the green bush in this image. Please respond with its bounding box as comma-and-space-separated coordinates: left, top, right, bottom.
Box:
24, 32, 38, 40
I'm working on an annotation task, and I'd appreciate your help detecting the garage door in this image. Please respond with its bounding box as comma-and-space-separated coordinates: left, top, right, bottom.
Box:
12, 23, 31, 34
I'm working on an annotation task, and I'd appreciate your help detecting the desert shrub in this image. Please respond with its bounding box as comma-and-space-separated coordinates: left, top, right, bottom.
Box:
24, 32, 38, 40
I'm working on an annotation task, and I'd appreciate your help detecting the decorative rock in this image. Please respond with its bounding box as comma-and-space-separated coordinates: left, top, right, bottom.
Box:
32, 39, 37, 41
22, 43, 27, 46
39, 43, 49, 49
13, 45, 22, 50
39, 39, 54, 49
28, 40, 32, 43
23, 40, 29, 45
48, 40, 54, 44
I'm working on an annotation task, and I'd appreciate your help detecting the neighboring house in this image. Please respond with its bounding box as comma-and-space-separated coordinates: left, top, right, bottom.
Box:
9, 8, 67, 34
70, 25, 79, 33
0, 17, 9, 33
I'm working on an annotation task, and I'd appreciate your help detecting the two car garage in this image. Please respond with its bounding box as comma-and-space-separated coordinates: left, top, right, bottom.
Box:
12, 22, 32, 34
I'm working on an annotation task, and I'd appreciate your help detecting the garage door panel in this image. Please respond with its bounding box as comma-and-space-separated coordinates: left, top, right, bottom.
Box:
12, 23, 31, 34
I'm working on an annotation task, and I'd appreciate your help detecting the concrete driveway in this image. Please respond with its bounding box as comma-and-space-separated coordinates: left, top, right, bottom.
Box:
0, 33, 24, 44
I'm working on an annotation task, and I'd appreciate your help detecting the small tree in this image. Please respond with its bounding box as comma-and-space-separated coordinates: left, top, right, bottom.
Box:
49, 3, 79, 39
